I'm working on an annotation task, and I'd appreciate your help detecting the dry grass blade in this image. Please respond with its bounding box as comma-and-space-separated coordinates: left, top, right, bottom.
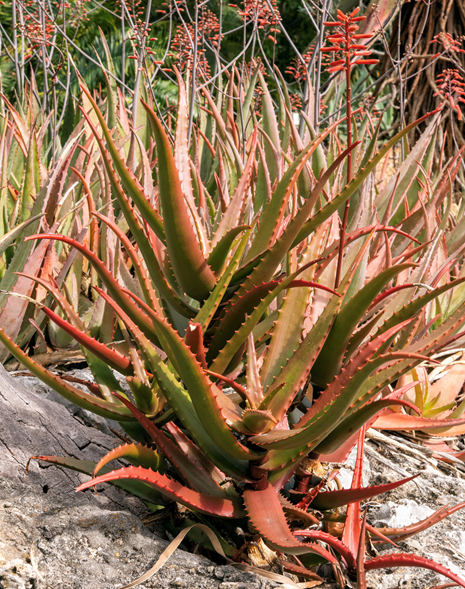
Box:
118, 523, 301, 589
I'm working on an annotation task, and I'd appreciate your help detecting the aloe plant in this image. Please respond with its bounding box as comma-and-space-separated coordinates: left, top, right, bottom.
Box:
2, 52, 465, 585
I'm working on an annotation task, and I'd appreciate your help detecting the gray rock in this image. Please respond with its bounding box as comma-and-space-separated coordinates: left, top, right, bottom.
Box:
0, 478, 276, 589
0, 363, 144, 516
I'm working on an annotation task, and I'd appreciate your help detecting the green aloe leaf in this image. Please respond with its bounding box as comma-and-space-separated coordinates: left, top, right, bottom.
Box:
142, 100, 217, 301
80, 85, 165, 242
311, 263, 415, 388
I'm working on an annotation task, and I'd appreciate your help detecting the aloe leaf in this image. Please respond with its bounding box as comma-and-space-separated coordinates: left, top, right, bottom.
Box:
41, 306, 134, 376
244, 144, 357, 296
94, 212, 194, 318
375, 112, 440, 218
259, 230, 375, 423
379, 278, 465, 335
364, 554, 465, 587
258, 71, 281, 185
207, 225, 249, 277
142, 100, 217, 301
194, 229, 251, 333
252, 322, 412, 453
372, 411, 465, 431
94, 286, 263, 463
18, 272, 125, 397
208, 276, 334, 373
291, 107, 443, 248
173, 67, 209, 253
26, 234, 162, 342
243, 483, 339, 561
98, 28, 117, 129
211, 129, 257, 251
19, 133, 39, 223
314, 399, 420, 455
309, 475, 419, 511
246, 114, 346, 264
105, 395, 236, 499
311, 263, 415, 388
79, 112, 193, 319
259, 223, 328, 389
29, 455, 165, 504
0, 327, 135, 421
0, 213, 43, 256
79, 85, 165, 242
77, 466, 245, 518
93, 442, 164, 477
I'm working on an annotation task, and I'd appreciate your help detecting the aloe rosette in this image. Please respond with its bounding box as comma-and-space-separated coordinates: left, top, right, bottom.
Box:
2, 63, 465, 585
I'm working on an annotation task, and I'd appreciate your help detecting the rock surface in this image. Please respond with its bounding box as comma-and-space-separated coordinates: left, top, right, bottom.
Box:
365, 434, 465, 588
0, 477, 281, 589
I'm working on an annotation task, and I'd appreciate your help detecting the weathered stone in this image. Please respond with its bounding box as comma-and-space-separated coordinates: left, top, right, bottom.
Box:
0, 478, 277, 589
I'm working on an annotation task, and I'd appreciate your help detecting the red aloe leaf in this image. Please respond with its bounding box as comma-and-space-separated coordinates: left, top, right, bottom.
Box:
278, 560, 323, 582
0, 327, 134, 421
93, 443, 164, 477
141, 99, 217, 301
25, 234, 160, 343
253, 321, 415, 452
93, 212, 192, 318
357, 512, 368, 589
376, 502, 465, 543
113, 392, 238, 498
172, 66, 209, 254
342, 428, 365, 561
246, 111, 349, 264
185, 322, 208, 369
204, 369, 248, 402
77, 466, 244, 518
42, 306, 133, 375
364, 553, 465, 587
79, 84, 165, 242
311, 263, 415, 388
368, 284, 416, 310
27, 455, 165, 504
211, 129, 257, 251
207, 275, 335, 364
164, 422, 230, 488
293, 530, 356, 570
278, 493, 321, 526
243, 483, 338, 561
372, 411, 465, 431
308, 475, 419, 511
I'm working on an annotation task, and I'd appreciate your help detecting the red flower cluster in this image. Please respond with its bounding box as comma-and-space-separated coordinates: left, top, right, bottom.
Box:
434, 69, 465, 121
320, 7, 378, 73
286, 45, 330, 82
229, 0, 281, 42
430, 32, 465, 58
18, 0, 91, 59
170, 10, 221, 77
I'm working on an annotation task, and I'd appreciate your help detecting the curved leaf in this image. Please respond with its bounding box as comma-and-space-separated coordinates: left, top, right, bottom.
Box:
77, 466, 244, 518
142, 99, 216, 301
